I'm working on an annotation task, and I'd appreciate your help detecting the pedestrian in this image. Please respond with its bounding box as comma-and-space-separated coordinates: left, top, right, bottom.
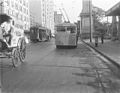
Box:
94, 33, 98, 47
101, 34, 104, 44
100, 29, 105, 44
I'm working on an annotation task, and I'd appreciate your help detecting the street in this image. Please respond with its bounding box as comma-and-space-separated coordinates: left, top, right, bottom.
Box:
1, 39, 120, 93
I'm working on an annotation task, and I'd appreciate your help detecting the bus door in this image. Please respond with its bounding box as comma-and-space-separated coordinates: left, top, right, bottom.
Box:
39, 29, 42, 41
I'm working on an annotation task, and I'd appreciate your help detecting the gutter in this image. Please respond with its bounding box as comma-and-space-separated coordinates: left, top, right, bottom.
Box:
82, 40, 120, 68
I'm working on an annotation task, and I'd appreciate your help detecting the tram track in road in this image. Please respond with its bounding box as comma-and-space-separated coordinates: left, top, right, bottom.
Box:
76, 53, 108, 93
88, 60, 107, 93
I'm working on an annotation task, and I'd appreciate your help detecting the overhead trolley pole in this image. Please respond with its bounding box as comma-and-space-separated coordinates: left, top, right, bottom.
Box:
59, 8, 66, 22
62, 7, 70, 23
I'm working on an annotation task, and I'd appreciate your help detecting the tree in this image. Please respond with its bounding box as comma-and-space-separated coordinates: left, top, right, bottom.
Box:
92, 6, 107, 36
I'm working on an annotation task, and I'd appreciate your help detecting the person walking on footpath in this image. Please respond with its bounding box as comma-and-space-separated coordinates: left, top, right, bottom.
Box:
95, 35, 98, 47
94, 31, 99, 47
100, 29, 105, 44
101, 33, 104, 44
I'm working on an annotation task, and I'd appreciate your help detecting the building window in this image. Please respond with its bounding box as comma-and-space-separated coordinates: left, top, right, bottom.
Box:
15, 3, 18, 10
27, 17, 29, 22
19, 14, 22, 20
16, 12, 19, 19
11, 1, 14, 8
19, 5, 22, 12
26, 2, 29, 8
13, 11, 15, 17
9, 9, 12, 15
7, 9, 9, 15
21, 15, 23, 21
5, 0, 10, 6
22, 6, 24, 13
5, 9, 9, 15
23, 0, 26, 6
23, 8, 26, 14
18, 14, 21, 20
12, 10, 14, 16
27, 9, 29, 15
24, 16, 26, 21
20, 0, 22, 4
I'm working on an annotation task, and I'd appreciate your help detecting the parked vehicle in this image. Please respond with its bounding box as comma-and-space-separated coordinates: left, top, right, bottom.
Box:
55, 22, 78, 48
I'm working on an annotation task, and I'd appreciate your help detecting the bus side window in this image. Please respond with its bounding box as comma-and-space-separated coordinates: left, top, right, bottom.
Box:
61, 28, 65, 32
71, 28, 75, 33
57, 28, 65, 32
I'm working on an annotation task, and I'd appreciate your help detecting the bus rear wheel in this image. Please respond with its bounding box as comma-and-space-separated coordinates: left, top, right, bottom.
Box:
74, 45, 77, 48
56, 45, 61, 49
71, 45, 77, 48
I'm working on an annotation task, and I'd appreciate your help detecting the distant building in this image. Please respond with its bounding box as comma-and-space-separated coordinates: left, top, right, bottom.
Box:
29, 0, 54, 34
0, 0, 30, 31
80, 0, 93, 39
46, 0, 54, 34
29, 0, 42, 26
30, 13, 35, 27
54, 11, 63, 25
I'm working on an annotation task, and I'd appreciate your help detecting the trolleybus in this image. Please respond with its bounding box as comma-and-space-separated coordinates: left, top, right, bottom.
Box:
55, 22, 78, 48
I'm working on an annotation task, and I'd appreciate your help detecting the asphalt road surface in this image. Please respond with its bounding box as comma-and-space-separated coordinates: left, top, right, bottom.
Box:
1, 39, 120, 93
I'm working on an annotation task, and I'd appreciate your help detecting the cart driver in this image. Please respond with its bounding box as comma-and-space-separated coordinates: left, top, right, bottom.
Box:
1, 18, 13, 45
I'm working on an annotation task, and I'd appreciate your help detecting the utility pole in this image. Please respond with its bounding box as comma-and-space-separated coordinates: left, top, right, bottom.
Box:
89, 0, 92, 42
0, 1, 3, 93
62, 7, 70, 23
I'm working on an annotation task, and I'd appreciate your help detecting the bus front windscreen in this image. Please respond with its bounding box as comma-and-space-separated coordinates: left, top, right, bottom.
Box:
56, 26, 66, 32
67, 27, 76, 33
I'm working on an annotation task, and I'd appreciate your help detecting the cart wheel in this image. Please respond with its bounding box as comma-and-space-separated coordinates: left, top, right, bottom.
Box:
19, 38, 26, 63
12, 48, 21, 67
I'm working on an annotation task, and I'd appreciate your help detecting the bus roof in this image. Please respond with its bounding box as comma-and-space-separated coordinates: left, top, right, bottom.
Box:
55, 22, 76, 27
39, 27, 47, 30
31, 26, 50, 31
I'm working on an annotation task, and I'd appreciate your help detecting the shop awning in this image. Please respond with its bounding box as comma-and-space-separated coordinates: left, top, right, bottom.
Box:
106, 2, 120, 16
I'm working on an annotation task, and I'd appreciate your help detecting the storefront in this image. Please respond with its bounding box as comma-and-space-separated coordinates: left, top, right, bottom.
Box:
106, 2, 120, 40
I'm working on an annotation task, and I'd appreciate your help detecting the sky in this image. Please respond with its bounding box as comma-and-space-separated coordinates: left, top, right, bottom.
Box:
54, 0, 120, 23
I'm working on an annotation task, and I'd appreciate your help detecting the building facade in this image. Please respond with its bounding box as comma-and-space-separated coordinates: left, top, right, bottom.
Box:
29, 0, 54, 34
0, 0, 30, 31
41, 0, 54, 34
29, 0, 42, 26
30, 13, 35, 27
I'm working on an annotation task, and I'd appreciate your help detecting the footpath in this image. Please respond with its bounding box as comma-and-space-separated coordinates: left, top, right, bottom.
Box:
83, 38, 120, 66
